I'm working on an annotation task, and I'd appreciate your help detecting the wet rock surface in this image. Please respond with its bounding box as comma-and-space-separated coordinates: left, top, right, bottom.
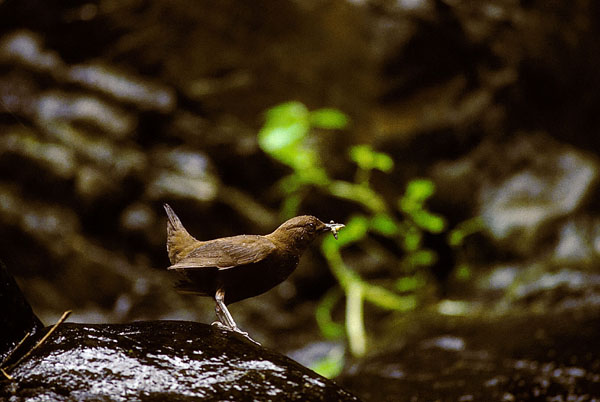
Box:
337, 252, 600, 401
339, 308, 600, 402
1, 321, 360, 402
0, 261, 359, 401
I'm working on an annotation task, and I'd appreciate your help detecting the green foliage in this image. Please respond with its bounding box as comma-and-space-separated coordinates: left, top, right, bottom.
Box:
349, 145, 394, 174
447, 217, 483, 282
396, 274, 426, 292
258, 102, 329, 186
405, 179, 435, 202
370, 213, 400, 236
448, 216, 484, 247
258, 102, 309, 156
316, 288, 345, 339
454, 264, 472, 281
329, 181, 387, 213
310, 108, 349, 129
398, 180, 446, 234
257, 101, 479, 358
309, 346, 345, 379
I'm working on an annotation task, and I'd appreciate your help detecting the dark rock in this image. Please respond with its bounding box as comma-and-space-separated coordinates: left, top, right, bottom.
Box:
474, 263, 600, 315
0, 260, 43, 362
432, 134, 599, 256
0, 262, 359, 401
340, 309, 600, 402
479, 144, 597, 255
552, 216, 600, 266
1, 321, 360, 401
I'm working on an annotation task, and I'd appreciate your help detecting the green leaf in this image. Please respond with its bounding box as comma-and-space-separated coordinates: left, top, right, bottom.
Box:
349, 145, 394, 173
370, 213, 399, 237
402, 226, 422, 252
264, 101, 309, 126
329, 181, 387, 213
447, 216, 484, 246
258, 125, 306, 155
258, 102, 310, 155
349, 145, 371, 170
362, 283, 417, 311
398, 196, 418, 214
297, 166, 330, 186
405, 179, 435, 202
310, 108, 349, 129
448, 228, 464, 247
411, 210, 446, 233
396, 274, 426, 292
374, 153, 394, 172
310, 351, 345, 379
316, 287, 345, 339
287, 149, 314, 170
403, 249, 437, 268
277, 174, 302, 194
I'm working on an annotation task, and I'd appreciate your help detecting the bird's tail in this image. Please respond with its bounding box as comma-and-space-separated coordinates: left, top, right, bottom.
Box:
163, 203, 197, 264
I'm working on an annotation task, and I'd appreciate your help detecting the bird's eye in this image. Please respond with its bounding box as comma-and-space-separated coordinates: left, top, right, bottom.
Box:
308, 223, 315, 231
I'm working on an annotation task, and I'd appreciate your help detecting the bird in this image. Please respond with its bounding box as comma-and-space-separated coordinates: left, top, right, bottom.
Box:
163, 203, 344, 343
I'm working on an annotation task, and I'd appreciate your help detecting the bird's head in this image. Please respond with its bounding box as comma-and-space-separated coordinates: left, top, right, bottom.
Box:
269, 215, 344, 251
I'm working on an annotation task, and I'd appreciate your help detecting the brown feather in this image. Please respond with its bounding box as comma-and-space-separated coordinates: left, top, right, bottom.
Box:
163, 206, 343, 306
164, 203, 198, 264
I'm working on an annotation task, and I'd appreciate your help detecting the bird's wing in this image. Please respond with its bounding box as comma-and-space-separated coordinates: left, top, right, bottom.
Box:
167, 235, 276, 270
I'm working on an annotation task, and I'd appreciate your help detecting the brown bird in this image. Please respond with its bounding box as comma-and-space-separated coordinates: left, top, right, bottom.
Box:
163, 203, 344, 342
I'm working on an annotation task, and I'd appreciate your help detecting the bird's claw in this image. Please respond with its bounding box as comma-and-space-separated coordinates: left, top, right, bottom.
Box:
211, 321, 229, 330
211, 321, 261, 345
240, 332, 261, 346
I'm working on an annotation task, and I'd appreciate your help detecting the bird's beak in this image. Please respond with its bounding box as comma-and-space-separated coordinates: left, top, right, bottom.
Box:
324, 221, 345, 240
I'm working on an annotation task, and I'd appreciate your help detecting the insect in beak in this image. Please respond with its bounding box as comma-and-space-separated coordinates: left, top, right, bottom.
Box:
325, 221, 345, 240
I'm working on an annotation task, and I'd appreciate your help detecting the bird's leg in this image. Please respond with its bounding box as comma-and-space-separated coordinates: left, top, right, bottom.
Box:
213, 288, 239, 331
212, 288, 260, 345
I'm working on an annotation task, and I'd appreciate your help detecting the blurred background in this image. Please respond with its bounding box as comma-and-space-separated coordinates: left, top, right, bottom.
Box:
1, 0, 600, 400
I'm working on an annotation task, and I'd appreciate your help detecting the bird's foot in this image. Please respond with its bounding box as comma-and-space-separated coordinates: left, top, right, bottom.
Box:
240, 332, 261, 346
211, 321, 230, 330
211, 321, 261, 345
